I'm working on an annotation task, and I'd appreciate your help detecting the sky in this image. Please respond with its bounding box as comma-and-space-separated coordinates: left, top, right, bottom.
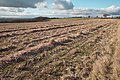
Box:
0, 0, 120, 18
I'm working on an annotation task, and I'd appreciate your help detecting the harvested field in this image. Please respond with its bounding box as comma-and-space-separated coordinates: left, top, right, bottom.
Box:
0, 19, 120, 80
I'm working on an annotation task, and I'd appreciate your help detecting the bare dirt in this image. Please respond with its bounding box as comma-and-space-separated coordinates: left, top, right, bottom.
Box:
0, 19, 120, 80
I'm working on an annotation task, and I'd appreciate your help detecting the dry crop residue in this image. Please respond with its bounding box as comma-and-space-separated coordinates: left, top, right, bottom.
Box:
0, 19, 120, 80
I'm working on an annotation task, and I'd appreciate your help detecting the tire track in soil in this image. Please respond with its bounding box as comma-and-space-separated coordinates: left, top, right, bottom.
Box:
0, 22, 111, 55
0, 21, 95, 39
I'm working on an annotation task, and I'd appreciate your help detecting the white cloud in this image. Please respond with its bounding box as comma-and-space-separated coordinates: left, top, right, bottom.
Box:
52, 0, 74, 10
51, 10, 70, 15
0, 0, 48, 18
0, 7, 24, 13
0, 4, 120, 18
47, 5, 120, 17
35, 2, 47, 9
0, 7, 29, 18
105, 5, 120, 15
70, 6, 120, 17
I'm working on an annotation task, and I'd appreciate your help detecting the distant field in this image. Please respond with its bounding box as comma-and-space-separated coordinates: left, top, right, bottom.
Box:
0, 19, 120, 80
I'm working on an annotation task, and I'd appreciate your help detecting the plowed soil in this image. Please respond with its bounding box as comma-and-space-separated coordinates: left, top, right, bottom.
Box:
0, 19, 120, 80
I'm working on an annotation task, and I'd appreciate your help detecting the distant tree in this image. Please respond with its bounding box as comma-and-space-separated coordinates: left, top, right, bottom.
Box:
116, 16, 120, 19
111, 16, 114, 18
96, 16, 99, 18
103, 14, 110, 18
88, 16, 91, 18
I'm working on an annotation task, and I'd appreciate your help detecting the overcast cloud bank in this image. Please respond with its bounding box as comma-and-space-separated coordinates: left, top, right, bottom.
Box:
0, 0, 120, 18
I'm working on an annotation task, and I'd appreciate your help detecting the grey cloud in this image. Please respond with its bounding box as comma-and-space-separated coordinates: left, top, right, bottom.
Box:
52, 0, 74, 10
0, 0, 44, 8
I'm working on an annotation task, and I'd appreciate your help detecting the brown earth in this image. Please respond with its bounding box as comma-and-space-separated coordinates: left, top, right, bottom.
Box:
0, 19, 120, 80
